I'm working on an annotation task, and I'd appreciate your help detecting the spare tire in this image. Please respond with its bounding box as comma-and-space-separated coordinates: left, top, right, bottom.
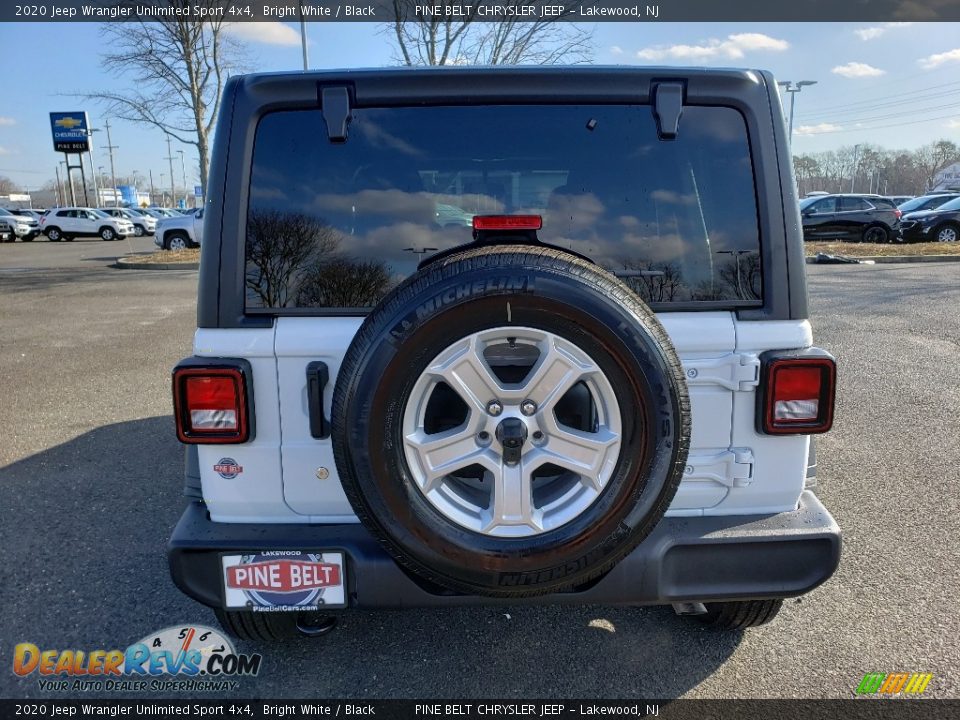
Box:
331, 245, 690, 597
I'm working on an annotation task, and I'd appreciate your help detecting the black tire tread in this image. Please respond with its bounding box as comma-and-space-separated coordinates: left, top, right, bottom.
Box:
697, 599, 784, 630
934, 222, 960, 242
332, 244, 691, 598
862, 224, 889, 244
214, 609, 300, 641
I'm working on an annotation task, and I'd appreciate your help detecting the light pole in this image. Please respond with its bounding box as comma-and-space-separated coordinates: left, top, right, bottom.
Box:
103, 119, 119, 207
717, 249, 753, 299
59, 160, 76, 206
54, 165, 64, 206
177, 149, 187, 208
298, 5, 309, 70
777, 80, 817, 144
86, 128, 100, 206
164, 136, 176, 208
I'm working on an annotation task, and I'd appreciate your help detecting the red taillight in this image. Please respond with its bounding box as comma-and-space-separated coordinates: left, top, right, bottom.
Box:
895, 209, 902, 219
173, 366, 250, 444
761, 357, 836, 435
472, 215, 543, 231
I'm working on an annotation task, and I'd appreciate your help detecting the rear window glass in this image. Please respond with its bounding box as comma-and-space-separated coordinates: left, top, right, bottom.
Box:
841, 197, 872, 211
245, 104, 762, 311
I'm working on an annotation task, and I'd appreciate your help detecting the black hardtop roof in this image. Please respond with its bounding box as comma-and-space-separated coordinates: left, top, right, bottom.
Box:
240, 65, 764, 81
232, 65, 774, 107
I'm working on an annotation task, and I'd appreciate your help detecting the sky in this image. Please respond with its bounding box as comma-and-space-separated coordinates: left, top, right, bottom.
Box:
1, 20, 959, 193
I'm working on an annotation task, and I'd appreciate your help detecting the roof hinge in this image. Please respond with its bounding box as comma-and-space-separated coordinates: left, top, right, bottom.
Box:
652, 81, 685, 140
321, 86, 352, 143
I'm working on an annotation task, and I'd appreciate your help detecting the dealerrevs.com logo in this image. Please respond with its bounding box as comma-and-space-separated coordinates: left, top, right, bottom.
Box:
12, 625, 262, 692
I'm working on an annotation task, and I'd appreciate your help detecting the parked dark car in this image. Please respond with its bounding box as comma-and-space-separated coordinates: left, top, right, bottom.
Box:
897, 193, 960, 215
900, 196, 960, 243
885, 195, 914, 206
799, 193, 901, 243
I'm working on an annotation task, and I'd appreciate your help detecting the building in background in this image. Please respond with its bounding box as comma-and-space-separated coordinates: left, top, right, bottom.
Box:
931, 162, 960, 192
0, 193, 34, 209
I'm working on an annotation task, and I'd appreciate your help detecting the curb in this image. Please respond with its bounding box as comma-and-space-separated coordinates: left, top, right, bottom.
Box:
114, 258, 199, 270
805, 254, 960, 265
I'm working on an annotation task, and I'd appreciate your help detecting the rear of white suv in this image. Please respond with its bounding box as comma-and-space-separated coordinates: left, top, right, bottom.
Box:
168, 67, 840, 641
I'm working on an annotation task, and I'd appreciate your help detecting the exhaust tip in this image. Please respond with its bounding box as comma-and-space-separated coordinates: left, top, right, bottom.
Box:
295, 614, 338, 637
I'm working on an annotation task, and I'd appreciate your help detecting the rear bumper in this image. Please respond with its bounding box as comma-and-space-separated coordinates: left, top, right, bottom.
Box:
899, 225, 930, 243
168, 490, 840, 609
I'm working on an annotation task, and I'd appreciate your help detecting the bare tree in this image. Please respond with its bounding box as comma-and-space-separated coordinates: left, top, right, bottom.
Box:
618, 260, 684, 303
0, 176, 21, 194
794, 140, 960, 196
79, 1, 246, 191
389, 0, 592, 66
246, 210, 341, 308
297, 257, 395, 308
914, 140, 959, 192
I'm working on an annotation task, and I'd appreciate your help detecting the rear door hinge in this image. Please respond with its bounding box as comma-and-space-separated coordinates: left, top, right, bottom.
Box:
684, 449, 755, 488
684, 353, 760, 391
321, 86, 352, 143
652, 81, 685, 140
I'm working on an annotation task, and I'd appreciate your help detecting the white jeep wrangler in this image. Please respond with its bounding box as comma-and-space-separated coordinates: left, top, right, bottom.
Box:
169, 67, 840, 641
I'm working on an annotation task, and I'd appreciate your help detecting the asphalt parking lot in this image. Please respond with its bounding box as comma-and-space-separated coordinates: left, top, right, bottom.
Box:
1, 239, 958, 699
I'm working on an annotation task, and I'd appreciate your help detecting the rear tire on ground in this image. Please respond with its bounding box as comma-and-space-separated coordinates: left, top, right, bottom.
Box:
214, 609, 337, 642
133, 224, 145, 237
332, 245, 691, 598
696, 599, 784, 630
164, 232, 189, 251
100, 227, 116, 241
862, 225, 889, 244
934, 223, 959, 243
45, 227, 62, 242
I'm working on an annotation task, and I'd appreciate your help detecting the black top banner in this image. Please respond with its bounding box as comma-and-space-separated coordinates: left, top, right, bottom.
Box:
1, 701, 960, 720
5, 0, 960, 22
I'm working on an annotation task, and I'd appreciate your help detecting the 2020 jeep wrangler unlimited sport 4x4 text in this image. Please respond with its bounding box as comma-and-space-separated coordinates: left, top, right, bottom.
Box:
168, 67, 840, 641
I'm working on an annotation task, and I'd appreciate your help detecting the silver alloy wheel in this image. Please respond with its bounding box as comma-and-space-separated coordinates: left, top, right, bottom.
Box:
402, 327, 622, 538
168, 235, 187, 250
134, 224, 145, 237
937, 225, 958, 243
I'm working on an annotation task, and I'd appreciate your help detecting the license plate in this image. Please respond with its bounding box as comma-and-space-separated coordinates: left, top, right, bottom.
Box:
221, 551, 346, 611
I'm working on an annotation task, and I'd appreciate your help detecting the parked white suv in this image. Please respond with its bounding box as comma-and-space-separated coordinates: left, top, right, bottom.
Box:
40, 207, 134, 242
99, 207, 157, 237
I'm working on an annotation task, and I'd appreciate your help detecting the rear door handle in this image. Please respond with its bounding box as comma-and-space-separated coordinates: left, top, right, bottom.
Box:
306, 361, 330, 439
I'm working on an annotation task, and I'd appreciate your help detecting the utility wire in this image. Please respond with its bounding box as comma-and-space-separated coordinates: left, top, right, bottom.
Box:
797, 111, 960, 135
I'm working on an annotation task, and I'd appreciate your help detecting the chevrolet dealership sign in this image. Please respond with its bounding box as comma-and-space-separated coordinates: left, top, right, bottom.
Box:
50, 112, 91, 153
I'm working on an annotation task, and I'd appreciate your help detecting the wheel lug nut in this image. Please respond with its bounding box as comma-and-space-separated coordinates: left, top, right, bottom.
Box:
520, 400, 537, 416
533, 431, 544, 441
487, 401, 503, 416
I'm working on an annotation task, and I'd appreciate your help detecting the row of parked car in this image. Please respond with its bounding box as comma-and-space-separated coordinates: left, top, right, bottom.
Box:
800, 192, 960, 244
0, 205, 203, 249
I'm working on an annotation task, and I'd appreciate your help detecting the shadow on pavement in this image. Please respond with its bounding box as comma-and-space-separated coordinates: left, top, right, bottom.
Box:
1, 417, 741, 699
